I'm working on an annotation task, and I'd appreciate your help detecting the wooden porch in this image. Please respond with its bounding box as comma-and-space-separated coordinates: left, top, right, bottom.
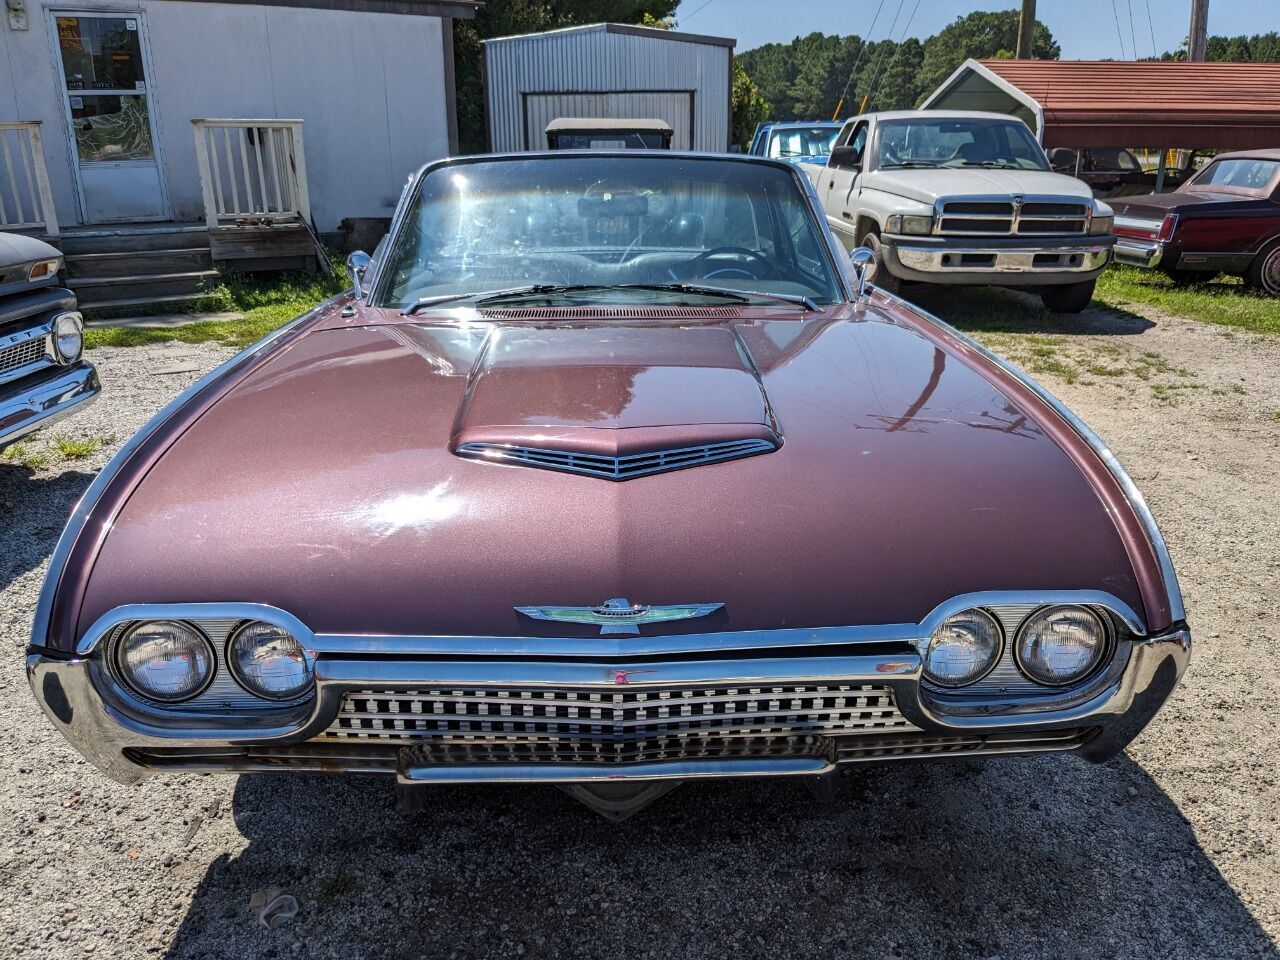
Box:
2, 119, 325, 313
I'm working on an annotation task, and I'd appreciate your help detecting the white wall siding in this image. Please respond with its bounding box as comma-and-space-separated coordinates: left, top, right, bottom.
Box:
485, 25, 732, 153
0, 2, 450, 231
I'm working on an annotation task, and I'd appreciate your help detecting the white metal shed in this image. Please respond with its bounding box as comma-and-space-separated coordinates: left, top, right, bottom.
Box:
483, 23, 735, 153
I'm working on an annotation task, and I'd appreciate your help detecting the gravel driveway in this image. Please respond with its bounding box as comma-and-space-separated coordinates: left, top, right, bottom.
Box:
2, 306, 1278, 960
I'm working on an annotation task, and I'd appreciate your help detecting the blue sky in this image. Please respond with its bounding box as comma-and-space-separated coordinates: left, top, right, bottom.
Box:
674, 0, 1274, 58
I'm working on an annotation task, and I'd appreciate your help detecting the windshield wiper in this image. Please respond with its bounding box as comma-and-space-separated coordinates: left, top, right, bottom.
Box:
618, 282, 819, 311
882, 160, 939, 168
403, 284, 608, 314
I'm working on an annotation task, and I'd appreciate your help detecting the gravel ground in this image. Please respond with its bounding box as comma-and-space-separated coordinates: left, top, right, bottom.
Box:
2, 307, 1278, 960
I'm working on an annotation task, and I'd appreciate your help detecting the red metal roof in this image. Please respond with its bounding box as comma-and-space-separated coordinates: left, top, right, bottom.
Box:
976, 59, 1280, 149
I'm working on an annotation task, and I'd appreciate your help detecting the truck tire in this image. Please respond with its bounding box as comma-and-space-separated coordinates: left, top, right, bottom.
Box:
861, 229, 901, 295
1245, 240, 1280, 297
1039, 279, 1097, 314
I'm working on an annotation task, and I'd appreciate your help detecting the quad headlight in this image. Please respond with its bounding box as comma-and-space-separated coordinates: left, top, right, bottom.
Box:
53, 311, 84, 364
1015, 605, 1108, 686
115, 620, 215, 703
227, 620, 315, 701
923, 608, 1003, 687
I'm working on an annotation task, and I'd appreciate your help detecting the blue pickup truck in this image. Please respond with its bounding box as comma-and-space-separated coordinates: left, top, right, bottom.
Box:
747, 121, 843, 167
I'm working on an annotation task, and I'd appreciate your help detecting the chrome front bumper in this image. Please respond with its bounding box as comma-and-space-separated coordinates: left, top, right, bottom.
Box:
1113, 237, 1166, 269
0, 362, 101, 448
27, 625, 1191, 786
884, 236, 1113, 286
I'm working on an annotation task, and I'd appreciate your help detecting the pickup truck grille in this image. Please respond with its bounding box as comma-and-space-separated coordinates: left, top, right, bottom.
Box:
938, 199, 1090, 237
0, 332, 51, 386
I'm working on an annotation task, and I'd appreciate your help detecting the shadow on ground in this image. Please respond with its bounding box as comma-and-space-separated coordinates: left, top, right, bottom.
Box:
0, 465, 93, 592
163, 752, 1277, 960
904, 285, 1156, 337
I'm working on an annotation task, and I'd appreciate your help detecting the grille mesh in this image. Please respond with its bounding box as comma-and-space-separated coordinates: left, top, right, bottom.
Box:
0, 334, 48, 379
321, 683, 916, 761
938, 199, 1089, 237
455, 438, 775, 480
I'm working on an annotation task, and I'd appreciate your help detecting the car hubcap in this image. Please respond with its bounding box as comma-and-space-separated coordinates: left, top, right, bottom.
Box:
1264, 249, 1280, 295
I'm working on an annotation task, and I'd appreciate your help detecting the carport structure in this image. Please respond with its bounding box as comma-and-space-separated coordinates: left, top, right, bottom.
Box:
922, 59, 1280, 188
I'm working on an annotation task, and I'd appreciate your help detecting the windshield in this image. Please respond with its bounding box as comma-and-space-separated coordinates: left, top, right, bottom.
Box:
374, 156, 842, 309
876, 118, 1049, 171
1190, 157, 1279, 194
767, 126, 841, 159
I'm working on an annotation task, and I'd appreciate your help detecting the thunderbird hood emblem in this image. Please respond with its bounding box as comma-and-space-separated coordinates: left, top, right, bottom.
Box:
515, 598, 723, 635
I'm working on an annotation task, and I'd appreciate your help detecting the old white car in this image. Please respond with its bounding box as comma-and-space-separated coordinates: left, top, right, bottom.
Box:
810, 110, 1115, 313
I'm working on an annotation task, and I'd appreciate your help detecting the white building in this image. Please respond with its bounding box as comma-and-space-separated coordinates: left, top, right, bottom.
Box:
0, 0, 476, 308
483, 23, 734, 153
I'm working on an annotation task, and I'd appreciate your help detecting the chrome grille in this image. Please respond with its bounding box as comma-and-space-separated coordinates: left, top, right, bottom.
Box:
320, 683, 917, 757
0, 332, 49, 382
937, 198, 1090, 237
455, 437, 776, 480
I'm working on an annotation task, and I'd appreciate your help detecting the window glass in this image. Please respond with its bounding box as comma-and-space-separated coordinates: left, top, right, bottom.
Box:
1194, 158, 1279, 191
876, 119, 1049, 171
57, 17, 146, 90
69, 95, 154, 161
767, 126, 841, 159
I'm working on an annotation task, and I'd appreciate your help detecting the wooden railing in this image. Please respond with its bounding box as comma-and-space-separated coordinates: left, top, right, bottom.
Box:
192, 119, 311, 230
0, 122, 59, 237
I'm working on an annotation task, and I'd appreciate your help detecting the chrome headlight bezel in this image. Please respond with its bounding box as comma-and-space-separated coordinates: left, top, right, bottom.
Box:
922, 607, 1004, 688
112, 619, 217, 704
1014, 604, 1112, 687
52, 311, 84, 364
226, 619, 316, 702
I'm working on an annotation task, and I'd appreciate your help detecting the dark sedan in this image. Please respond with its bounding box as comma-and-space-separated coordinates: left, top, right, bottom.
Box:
1113, 149, 1280, 295
28, 153, 1190, 820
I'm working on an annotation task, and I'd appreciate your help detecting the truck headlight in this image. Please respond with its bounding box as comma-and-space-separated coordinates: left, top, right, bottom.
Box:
1015, 605, 1108, 686
923, 608, 1003, 687
228, 620, 315, 700
115, 620, 215, 703
1088, 214, 1114, 236
885, 214, 934, 236
53, 312, 84, 364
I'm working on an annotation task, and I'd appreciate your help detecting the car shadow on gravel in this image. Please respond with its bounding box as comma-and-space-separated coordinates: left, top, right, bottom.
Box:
163, 753, 1278, 960
0, 465, 94, 591
906, 285, 1156, 338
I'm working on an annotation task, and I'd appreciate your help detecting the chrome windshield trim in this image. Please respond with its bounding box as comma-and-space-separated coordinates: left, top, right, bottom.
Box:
61, 590, 1143, 661
29, 297, 343, 652
880, 291, 1186, 625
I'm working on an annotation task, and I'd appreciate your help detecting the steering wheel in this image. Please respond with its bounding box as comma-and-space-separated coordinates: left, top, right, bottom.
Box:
687, 246, 772, 281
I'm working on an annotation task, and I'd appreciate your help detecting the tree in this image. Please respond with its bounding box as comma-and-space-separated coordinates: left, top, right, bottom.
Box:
452, 0, 680, 154
917, 11, 1059, 98
731, 60, 770, 149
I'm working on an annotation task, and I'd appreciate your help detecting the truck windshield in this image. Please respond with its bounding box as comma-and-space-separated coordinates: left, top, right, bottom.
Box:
374, 156, 842, 309
877, 118, 1049, 171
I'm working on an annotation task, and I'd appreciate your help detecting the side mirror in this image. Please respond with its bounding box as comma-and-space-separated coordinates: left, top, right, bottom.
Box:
346, 250, 372, 299
828, 145, 862, 170
849, 246, 876, 299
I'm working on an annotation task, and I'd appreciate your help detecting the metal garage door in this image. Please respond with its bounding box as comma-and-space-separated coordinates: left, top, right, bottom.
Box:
524, 92, 694, 150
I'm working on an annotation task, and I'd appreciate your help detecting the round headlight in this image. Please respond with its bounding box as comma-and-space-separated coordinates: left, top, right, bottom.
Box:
1015, 605, 1108, 686
115, 620, 215, 703
228, 620, 314, 700
923, 608, 1003, 687
53, 311, 84, 363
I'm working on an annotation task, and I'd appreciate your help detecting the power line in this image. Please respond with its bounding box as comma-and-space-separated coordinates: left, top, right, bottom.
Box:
1126, 0, 1139, 59
857, 0, 906, 114
1110, 0, 1128, 59
680, 0, 718, 23
1143, 0, 1158, 57
831, 0, 886, 120
864, 0, 923, 112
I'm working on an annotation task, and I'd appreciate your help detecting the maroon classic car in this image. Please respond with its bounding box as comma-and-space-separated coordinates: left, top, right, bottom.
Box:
28, 153, 1190, 819
1113, 149, 1280, 295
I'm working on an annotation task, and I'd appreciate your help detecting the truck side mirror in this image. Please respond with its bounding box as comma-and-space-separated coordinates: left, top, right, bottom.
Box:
849, 246, 876, 299
347, 250, 372, 299
829, 145, 862, 170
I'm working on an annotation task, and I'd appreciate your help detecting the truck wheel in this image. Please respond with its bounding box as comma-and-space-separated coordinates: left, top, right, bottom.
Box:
1039, 279, 1097, 313
861, 230, 901, 295
1245, 240, 1280, 297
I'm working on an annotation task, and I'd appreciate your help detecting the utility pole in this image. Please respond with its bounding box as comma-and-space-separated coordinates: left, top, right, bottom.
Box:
1016, 0, 1036, 59
1188, 0, 1209, 61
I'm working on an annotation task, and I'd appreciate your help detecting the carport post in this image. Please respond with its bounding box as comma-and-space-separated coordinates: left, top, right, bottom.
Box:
1154, 149, 1169, 193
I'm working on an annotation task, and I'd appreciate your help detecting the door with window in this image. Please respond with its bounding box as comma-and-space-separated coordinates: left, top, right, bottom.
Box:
53, 13, 168, 222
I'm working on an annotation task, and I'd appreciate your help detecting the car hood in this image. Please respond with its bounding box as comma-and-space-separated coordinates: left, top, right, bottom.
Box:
77, 304, 1145, 640
868, 168, 1093, 206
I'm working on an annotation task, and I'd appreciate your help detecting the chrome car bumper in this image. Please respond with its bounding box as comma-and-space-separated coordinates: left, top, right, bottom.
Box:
1113, 237, 1165, 269
27, 624, 1190, 787
0, 362, 101, 449
883, 235, 1113, 286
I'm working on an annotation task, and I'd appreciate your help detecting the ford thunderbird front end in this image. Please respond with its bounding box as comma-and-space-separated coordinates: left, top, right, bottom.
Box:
28, 153, 1189, 819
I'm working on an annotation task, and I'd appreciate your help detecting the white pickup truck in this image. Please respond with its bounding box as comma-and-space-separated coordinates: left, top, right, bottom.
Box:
808, 110, 1115, 313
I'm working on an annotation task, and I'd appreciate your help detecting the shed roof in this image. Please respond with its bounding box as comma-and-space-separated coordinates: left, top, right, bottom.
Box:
485, 22, 735, 49
922, 58, 1280, 149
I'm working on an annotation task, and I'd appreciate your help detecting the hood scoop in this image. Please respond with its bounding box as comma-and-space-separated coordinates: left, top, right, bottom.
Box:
451, 324, 779, 480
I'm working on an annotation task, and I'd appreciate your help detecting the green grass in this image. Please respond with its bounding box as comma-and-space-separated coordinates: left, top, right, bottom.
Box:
1, 442, 47, 470
1095, 265, 1279, 337
51, 435, 107, 460
84, 258, 347, 351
